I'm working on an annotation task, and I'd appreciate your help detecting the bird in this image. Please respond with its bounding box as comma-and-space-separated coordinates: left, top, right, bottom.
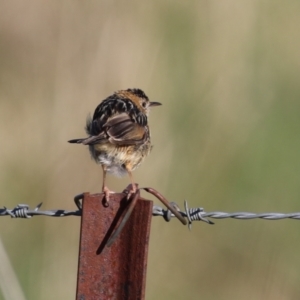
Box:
68, 88, 161, 204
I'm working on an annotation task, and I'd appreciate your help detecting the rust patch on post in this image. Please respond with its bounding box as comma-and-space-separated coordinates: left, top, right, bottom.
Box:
76, 192, 153, 300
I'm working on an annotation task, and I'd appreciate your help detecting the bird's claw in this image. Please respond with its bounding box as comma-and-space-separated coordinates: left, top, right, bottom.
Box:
123, 184, 138, 199
102, 187, 115, 207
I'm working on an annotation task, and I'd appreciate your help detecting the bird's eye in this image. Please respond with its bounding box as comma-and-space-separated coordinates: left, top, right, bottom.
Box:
142, 101, 147, 108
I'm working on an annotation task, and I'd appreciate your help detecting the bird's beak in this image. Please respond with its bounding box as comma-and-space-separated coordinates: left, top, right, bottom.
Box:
149, 101, 162, 107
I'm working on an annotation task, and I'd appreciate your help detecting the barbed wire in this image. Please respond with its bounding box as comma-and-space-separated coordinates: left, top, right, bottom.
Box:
1, 201, 300, 229
0, 203, 81, 218
154, 201, 300, 229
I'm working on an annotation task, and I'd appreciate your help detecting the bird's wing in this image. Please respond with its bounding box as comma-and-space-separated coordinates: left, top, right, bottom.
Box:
70, 113, 147, 146
104, 113, 148, 145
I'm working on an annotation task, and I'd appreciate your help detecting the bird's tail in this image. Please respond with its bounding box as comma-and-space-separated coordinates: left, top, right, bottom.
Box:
68, 138, 86, 144
69, 135, 104, 145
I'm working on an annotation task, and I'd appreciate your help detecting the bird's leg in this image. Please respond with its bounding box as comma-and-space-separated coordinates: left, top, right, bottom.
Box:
101, 165, 112, 206
126, 169, 138, 199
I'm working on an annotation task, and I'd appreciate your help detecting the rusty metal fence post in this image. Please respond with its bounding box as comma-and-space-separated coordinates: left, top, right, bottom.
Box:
76, 192, 153, 300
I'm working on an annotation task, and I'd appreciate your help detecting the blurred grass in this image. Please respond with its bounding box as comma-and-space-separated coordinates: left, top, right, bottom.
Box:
1, 0, 300, 299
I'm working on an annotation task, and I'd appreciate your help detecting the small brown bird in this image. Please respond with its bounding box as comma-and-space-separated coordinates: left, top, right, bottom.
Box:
68, 88, 161, 203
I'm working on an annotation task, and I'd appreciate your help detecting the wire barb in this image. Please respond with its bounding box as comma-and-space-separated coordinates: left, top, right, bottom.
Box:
2, 203, 43, 218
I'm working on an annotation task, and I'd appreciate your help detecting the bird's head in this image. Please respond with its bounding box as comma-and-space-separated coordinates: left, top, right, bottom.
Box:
117, 88, 161, 115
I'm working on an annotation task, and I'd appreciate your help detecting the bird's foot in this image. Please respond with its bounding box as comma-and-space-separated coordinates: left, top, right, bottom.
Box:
123, 184, 138, 199
102, 186, 114, 207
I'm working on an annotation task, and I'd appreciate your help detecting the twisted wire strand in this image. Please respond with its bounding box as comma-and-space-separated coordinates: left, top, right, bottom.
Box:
0, 203, 81, 218
152, 201, 300, 229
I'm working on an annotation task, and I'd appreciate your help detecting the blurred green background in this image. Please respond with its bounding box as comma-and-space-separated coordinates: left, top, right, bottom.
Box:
1, 1, 300, 299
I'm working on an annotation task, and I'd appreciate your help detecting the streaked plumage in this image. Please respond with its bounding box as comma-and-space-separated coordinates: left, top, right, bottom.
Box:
68, 88, 161, 203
